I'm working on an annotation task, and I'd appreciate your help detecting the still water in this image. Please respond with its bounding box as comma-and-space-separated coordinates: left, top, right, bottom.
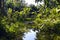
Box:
23, 29, 38, 40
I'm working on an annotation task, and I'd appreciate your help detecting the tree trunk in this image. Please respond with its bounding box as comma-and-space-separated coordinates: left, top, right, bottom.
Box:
0, 0, 6, 16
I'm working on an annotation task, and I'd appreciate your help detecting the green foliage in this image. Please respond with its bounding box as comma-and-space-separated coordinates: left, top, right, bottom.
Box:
0, 0, 60, 40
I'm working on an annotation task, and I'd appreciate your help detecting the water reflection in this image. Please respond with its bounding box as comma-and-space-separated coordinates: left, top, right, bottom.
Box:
23, 29, 38, 40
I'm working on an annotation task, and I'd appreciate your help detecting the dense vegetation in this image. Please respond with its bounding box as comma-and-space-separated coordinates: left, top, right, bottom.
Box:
0, 0, 60, 40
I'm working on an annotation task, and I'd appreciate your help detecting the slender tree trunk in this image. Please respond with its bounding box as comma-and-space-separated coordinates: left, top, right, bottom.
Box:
1, 0, 6, 16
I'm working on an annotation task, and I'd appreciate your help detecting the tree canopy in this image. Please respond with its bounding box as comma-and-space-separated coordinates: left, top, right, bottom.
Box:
0, 0, 60, 40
